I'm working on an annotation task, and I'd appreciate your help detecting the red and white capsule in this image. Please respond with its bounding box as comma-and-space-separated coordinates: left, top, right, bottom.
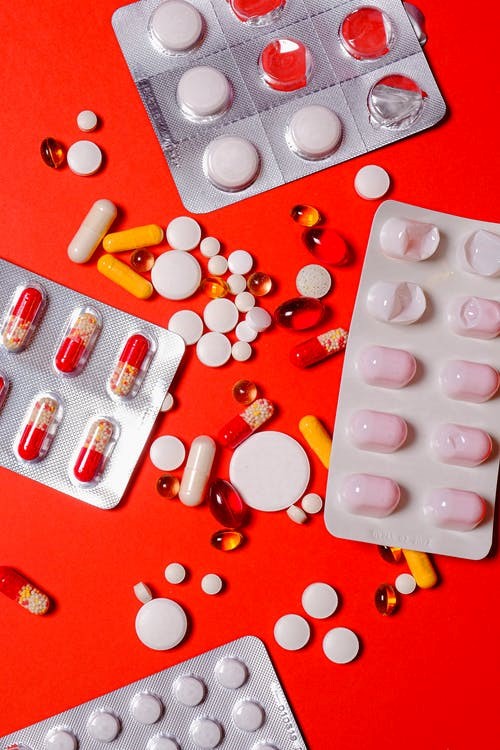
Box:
290, 327, 348, 368
108, 332, 155, 399
0, 369, 10, 411
218, 398, 274, 449
1, 284, 46, 353
54, 306, 102, 375
72, 417, 117, 484
15, 393, 62, 462
0, 566, 50, 615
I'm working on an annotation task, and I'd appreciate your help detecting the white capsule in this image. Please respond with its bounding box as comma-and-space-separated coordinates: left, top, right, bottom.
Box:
179, 436, 216, 506
68, 199, 117, 264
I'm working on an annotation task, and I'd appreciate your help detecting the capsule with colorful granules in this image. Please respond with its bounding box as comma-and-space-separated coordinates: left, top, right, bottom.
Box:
15, 393, 62, 462
0, 370, 10, 411
218, 398, 274, 449
108, 332, 155, 399
1, 284, 46, 352
0, 566, 50, 615
72, 417, 118, 484
290, 327, 348, 368
54, 306, 102, 375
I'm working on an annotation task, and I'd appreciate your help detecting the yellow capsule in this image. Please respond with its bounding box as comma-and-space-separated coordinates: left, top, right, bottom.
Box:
402, 549, 438, 589
97, 254, 153, 300
298, 415, 332, 468
103, 224, 164, 252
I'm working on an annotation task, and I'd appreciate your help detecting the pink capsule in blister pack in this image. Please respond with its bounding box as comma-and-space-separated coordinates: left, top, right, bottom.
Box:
325, 201, 500, 560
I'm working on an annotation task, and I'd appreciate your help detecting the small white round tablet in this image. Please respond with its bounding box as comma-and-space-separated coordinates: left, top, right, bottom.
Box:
287, 105, 342, 160
147, 736, 180, 750
135, 598, 188, 650
215, 657, 248, 689
207, 254, 228, 276
302, 582, 339, 619
354, 165, 391, 200
227, 274, 246, 294
203, 135, 260, 192
203, 298, 239, 333
228, 250, 254, 275
149, 435, 185, 471
246, 307, 272, 331
177, 66, 233, 120
45, 729, 77, 750
152, 250, 202, 300
174, 675, 206, 706
322, 627, 359, 664
235, 321, 257, 342
131, 692, 163, 724
160, 392, 175, 412
168, 309, 204, 345
190, 717, 222, 748
134, 581, 153, 604
67, 140, 102, 176
166, 216, 201, 251
235, 291, 255, 312
165, 562, 187, 584
274, 614, 310, 651
232, 341, 252, 362
201, 573, 223, 595
77, 109, 98, 132
200, 236, 221, 257
196, 332, 231, 367
301, 492, 323, 514
150, 0, 204, 53
286, 505, 307, 524
296, 264, 332, 298
232, 700, 265, 732
395, 573, 417, 595
87, 711, 120, 742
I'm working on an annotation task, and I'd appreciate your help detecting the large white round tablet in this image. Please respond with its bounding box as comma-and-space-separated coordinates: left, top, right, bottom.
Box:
177, 66, 233, 120
287, 105, 342, 160
149, 435, 185, 471
322, 627, 359, 663
229, 431, 310, 511
203, 135, 260, 192
135, 598, 188, 650
274, 614, 310, 650
150, 0, 204, 53
168, 309, 204, 345
131, 692, 163, 724
87, 711, 120, 741
152, 250, 201, 299
45, 729, 78, 750
296, 264, 332, 298
196, 332, 232, 367
203, 298, 239, 333
166, 216, 201, 251
302, 582, 339, 619
232, 341, 252, 361
228, 249, 254, 275
354, 164, 391, 199
67, 140, 102, 175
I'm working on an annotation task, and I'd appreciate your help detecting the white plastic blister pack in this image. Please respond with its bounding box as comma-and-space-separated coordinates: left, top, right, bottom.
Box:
111, 0, 446, 212
0, 259, 184, 510
325, 201, 499, 560
0, 636, 308, 750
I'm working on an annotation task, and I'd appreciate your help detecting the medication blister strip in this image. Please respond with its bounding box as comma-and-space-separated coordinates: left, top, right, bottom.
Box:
324, 201, 500, 560
111, 0, 446, 213
0, 636, 308, 750
0, 259, 184, 510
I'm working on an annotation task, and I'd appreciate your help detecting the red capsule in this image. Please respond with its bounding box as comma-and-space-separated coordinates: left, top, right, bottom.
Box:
109, 333, 153, 398
0, 370, 10, 411
0, 566, 50, 615
16, 394, 61, 462
54, 306, 102, 374
1, 285, 46, 352
209, 479, 249, 528
290, 327, 348, 368
218, 398, 274, 449
302, 227, 350, 266
73, 418, 116, 484
274, 297, 325, 331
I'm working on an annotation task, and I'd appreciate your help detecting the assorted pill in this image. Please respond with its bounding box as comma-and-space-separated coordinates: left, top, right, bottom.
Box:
357, 345, 417, 388
447, 295, 500, 340
40, 136, 66, 169
108, 332, 155, 399
298, 415, 332, 469
72, 418, 117, 484
218, 398, 274, 449
295, 264, 332, 298
134, 582, 153, 604
301, 492, 323, 515
54, 306, 101, 375
374, 583, 398, 615
247, 271, 272, 297
287, 105, 342, 161
274, 614, 311, 651
231, 340, 252, 361
1, 284, 46, 352
201, 573, 223, 595
211, 529, 245, 551
178, 436, 216, 506
208, 479, 248, 528
200, 236, 221, 257
135, 597, 188, 650
177, 66, 233, 121
68, 198, 117, 264
166, 216, 202, 252
379, 217, 440, 261
67, 139, 103, 176
196, 332, 232, 367
97, 254, 154, 299
395, 573, 417, 595
131, 251, 155, 272
459, 229, 500, 277
322, 627, 360, 664
286, 504, 308, 524
291, 204, 321, 227
402, 550, 437, 589
164, 562, 187, 584
104, 224, 164, 253
149, 436, 186, 472
152, 250, 202, 300
0, 566, 50, 615
15, 393, 62, 463
301, 582, 339, 619
274, 296, 325, 330
232, 379, 257, 405
439, 360, 499, 403
203, 135, 261, 193
290, 327, 347, 368
77, 109, 98, 132
168, 309, 204, 345
302, 227, 350, 266
348, 409, 408, 453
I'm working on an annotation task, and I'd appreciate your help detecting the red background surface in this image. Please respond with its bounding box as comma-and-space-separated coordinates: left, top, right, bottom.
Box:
1, 1, 499, 747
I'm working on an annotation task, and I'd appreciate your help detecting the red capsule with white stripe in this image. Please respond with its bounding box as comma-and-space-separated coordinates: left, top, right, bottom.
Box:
54, 306, 102, 375
0, 566, 51, 615
108, 331, 155, 399
72, 417, 118, 484
1, 284, 46, 353
290, 327, 348, 368
218, 398, 274, 449
15, 393, 62, 462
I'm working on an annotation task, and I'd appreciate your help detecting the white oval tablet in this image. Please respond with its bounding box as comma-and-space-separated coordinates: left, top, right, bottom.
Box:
173, 675, 206, 705
207, 255, 228, 275
301, 492, 323, 514
135, 597, 188, 650
232, 700, 265, 732
150, 0, 204, 53
190, 717, 222, 748
302, 582, 338, 619
165, 562, 187, 584
77, 109, 98, 132
131, 692, 163, 724
134, 581, 153, 604
296, 264, 332, 298
395, 573, 417, 595
203, 136, 260, 192
228, 250, 254, 275
228, 274, 246, 294
215, 657, 248, 689
196, 332, 232, 367
201, 573, 223, 595
67, 140, 102, 176
354, 165, 391, 199
168, 309, 204, 345
203, 298, 239, 333
232, 341, 252, 361
45, 729, 78, 750
200, 236, 221, 257
235, 291, 255, 312
177, 66, 233, 120
229, 431, 310, 511
87, 710, 121, 742
166, 216, 201, 251
287, 105, 342, 160
286, 504, 307, 524
274, 614, 310, 650
322, 627, 359, 663
149, 435, 185, 471
235, 321, 258, 342
147, 736, 180, 750
152, 250, 202, 300
245, 307, 272, 331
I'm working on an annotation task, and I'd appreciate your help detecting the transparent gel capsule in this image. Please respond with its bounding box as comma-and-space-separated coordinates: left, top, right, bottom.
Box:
40, 137, 66, 168
291, 204, 321, 227
201, 276, 230, 299
156, 474, 180, 498
375, 583, 399, 615
274, 297, 325, 330
232, 379, 258, 405
303, 227, 350, 266
131, 249, 155, 273
15, 393, 62, 463
340, 7, 393, 60
368, 74, 427, 130
247, 272, 272, 296
259, 38, 312, 91
209, 479, 248, 527
229, 0, 284, 25
211, 529, 245, 551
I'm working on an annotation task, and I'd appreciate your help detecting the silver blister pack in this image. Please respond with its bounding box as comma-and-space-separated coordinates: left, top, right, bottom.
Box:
0, 635, 308, 750
112, 0, 446, 213
0, 259, 185, 510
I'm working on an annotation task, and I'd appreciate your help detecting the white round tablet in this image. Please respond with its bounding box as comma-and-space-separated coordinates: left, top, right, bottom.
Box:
228, 250, 254, 275
152, 250, 202, 300
45, 729, 77, 750
296, 264, 332, 298
286, 505, 307, 524
230, 431, 310, 511
150, 0, 204, 53
177, 66, 233, 120
135, 598, 188, 650
287, 105, 342, 160
201, 573, 223, 595
207, 254, 228, 276
215, 657, 248, 689
395, 573, 417, 595
165, 562, 187, 584
354, 164, 391, 199
302, 582, 339, 619
147, 736, 180, 750
131, 692, 163, 724
232, 700, 265, 732
168, 309, 204, 345
235, 292, 255, 312
322, 627, 359, 664
227, 274, 246, 294
149, 435, 185, 471
190, 717, 222, 748
235, 321, 257, 342
87, 710, 120, 742
196, 332, 231, 367
232, 341, 252, 362
274, 614, 310, 651
200, 236, 221, 257
77, 109, 98, 132
67, 140, 102, 176
160, 392, 175, 412
246, 307, 272, 331
301, 492, 323, 514
203, 135, 260, 192
134, 581, 153, 604
173, 675, 206, 706
166, 216, 202, 251
203, 298, 239, 333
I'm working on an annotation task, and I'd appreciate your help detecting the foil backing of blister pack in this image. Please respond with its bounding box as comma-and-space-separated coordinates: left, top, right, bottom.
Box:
0, 635, 308, 750
0, 259, 185, 510
112, 0, 446, 213
324, 201, 500, 560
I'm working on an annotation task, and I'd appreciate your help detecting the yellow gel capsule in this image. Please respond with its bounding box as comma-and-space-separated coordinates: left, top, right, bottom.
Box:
103, 224, 164, 253
402, 549, 438, 589
299, 415, 332, 468
97, 254, 153, 299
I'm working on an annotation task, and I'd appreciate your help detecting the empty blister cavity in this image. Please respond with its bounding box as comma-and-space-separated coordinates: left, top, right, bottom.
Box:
259, 38, 312, 92
203, 136, 261, 192
177, 66, 233, 121
14, 393, 62, 463
366, 281, 426, 323
229, 0, 285, 25
215, 657, 248, 689
71, 417, 118, 485
431, 423, 492, 467
379, 217, 440, 260
368, 74, 426, 130
286, 105, 342, 161
340, 473, 400, 517
447, 296, 500, 340
1, 284, 46, 353
87, 710, 121, 742
108, 332, 156, 400
458, 229, 500, 277
357, 345, 417, 388
44, 728, 78, 749
340, 6, 393, 60
440, 360, 499, 403
54, 306, 102, 376
348, 409, 407, 452
149, 0, 205, 54
424, 488, 487, 532
130, 692, 163, 724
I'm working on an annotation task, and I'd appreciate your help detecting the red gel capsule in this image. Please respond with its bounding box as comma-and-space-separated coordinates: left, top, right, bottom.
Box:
218, 398, 274, 449
302, 227, 350, 266
209, 479, 249, 528
274, 297, 325, 330
73, 418, 116, 484
54, 306, 102, 375
0, 566, 50, 615
1, 285, 45, 352
290, 327, 348, 368
0, 370, 10, 410
109, 333, 153, 398
16, 394, 61, 462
